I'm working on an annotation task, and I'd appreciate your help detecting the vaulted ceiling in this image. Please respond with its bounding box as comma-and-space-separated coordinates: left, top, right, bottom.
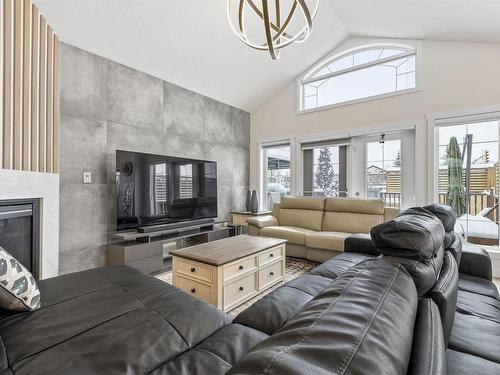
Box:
33, 0, 500, 112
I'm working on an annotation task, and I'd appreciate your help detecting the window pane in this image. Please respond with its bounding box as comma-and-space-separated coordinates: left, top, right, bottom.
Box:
308, 146, 340, 197
301, 47, 417, 110
366, 140, 401, 208
263, 146, 291, 210
353, 49, 382, 66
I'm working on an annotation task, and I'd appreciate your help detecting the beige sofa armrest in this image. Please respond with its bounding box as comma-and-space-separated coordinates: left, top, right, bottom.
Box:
247, 215, 279, 229
271, 203, 281, 218
384, 207, 400, 221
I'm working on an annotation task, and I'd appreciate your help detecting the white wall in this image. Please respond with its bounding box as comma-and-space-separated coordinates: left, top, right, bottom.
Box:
250, 38, 500, 204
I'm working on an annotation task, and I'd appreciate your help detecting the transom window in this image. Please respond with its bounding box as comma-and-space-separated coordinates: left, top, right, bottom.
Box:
300, 45, 417, 111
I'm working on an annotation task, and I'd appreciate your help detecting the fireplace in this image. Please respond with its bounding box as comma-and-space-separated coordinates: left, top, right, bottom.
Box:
0, 199, 41, 279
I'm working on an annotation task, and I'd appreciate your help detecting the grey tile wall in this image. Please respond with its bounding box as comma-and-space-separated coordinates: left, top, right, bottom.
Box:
60, 43, 250, 275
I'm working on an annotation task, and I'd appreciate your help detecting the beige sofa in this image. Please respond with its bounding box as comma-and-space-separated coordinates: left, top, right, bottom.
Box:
247, 196, 399, 262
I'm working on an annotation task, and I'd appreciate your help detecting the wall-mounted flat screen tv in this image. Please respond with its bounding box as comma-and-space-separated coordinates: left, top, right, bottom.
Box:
116, 150, 218, 231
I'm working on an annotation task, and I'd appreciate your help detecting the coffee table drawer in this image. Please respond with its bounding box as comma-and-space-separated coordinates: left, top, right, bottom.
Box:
224, 272, 257, 310
223, 256, 257, 282
177, 260, 213, 284
259, 260, 284, 290
176, 276, 212, 304
258, 245, 284, 266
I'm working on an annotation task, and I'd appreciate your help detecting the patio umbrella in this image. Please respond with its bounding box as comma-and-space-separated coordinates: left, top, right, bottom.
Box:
447, 136, 466, 217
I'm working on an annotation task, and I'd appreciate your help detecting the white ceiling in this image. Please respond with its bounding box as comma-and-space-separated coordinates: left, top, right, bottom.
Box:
33, 1, 500, 112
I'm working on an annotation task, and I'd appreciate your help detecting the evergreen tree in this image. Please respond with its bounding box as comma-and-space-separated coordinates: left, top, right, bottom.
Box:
315, 147, 335, 196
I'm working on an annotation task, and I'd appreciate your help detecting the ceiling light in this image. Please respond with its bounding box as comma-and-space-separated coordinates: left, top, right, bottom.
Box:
227, 0, 320, 60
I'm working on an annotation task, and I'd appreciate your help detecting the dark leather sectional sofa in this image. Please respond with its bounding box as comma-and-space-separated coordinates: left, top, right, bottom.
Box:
0, 204, 498, 374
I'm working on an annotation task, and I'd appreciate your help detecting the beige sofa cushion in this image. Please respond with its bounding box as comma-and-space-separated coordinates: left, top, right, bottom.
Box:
305, 231, 351, 252
260, 226, 314, 245
325, 197, 384, 214
322, 211, 383, 233
279, 209, 324, 231
280, 196, 325, 211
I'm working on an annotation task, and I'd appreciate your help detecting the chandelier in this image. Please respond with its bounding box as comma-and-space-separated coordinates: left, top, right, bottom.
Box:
227, 0, 320, 60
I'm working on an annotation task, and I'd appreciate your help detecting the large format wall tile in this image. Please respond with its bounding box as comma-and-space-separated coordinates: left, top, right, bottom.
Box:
164, 82, 205, 139
60, 44, 107, 121
107, 61, 163, 132
59, 43, 250, 274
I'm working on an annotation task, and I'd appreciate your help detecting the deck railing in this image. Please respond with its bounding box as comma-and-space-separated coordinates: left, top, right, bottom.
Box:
379, 192, 401, 208
438, 192, 498, 221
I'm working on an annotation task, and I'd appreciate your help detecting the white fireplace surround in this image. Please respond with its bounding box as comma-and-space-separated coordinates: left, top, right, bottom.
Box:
0, 169, 59, 279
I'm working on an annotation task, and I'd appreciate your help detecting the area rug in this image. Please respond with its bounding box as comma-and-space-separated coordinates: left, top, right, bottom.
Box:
155, 257, 319, 317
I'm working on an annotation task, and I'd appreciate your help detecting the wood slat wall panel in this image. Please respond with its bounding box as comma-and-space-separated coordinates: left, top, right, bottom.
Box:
13, 0, 22, 170
53, 34, 60, 172
38, 15, 46, 172
46, 25, 53, 173
30, 4, 38, 171
22, 0, 31, 170
1, 0, 59, 174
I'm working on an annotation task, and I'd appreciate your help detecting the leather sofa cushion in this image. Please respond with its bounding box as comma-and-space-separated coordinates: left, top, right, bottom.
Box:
460, 247, 493, 281
371, 207, 445, 259
447, 349, 500, 375
458, 273, 500, 299
278, 209, 324, 231
234, 275, 332, 335
150, 324, 268, 374
0, 266, 231, 374
384, 246, 445, 297
260, 226, 314, 245
423, 203, 457, 232
228, 258, 418, 375
280, 196, 325, 210
446, 231, 462, 265
305, 231, 350, 251
429, 251, 459, 345
325, 197, 384, 214
449, 311, 500, 363
322, 211, 383, 233
456, 290, 500, 324
407, 299, 446, 375
344, 233, 379, 256
308, 252, 375, 279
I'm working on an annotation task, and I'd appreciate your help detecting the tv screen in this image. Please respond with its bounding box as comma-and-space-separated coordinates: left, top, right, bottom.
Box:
116, 150, 218, 230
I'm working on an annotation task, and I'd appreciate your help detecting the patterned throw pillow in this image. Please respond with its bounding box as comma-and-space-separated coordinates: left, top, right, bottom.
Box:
0, 247, 41, 311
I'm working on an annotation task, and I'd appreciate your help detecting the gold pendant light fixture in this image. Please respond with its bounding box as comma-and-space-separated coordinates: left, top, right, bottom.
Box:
227, 0, 320, 60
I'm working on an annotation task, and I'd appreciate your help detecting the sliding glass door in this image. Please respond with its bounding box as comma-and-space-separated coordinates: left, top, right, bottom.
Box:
436, 120, 500, 246
262, 145, 291, 210
352, 130, 415, 209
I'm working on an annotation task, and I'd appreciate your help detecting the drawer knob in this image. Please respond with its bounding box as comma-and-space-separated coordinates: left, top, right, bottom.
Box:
191, 268, 196, 272
239, 265, 244, 270
239, 286, 244, 291
191, 288, 196, 294
270, 272, 274, 276
270, 253, 274, 258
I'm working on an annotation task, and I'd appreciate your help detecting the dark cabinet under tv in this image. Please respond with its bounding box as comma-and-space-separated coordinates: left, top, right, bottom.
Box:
107, 224, 234, 274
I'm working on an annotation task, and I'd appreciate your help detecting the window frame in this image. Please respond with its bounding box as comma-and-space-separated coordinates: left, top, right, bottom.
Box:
297, 41, 422, 114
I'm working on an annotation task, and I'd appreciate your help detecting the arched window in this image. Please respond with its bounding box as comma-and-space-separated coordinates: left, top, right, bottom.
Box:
300, 44, 417, 111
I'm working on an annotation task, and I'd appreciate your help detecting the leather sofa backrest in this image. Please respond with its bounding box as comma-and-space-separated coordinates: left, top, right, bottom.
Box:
371, 207, 446, 296
322, 198, 385, 233
407, 298, 446, 375
278, 196, 325, 231
423, 204, 457, 232
429, 251, 459, 346
228, 258, 418, 375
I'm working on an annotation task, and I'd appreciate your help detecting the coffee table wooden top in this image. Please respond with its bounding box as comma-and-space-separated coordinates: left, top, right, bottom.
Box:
169, 235, 287, 266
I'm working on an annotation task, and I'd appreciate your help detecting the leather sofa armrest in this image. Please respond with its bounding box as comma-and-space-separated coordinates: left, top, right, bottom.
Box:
344, 233, 379, 256
459, 247, 493, 281
247, 215, 279, 229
